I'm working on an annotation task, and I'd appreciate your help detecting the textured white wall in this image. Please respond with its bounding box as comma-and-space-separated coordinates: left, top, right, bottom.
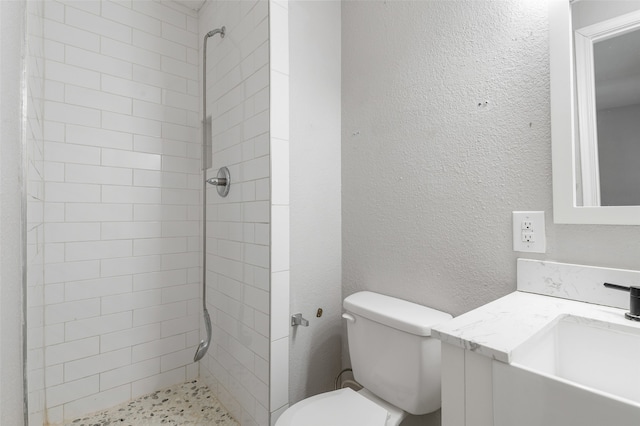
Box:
0, 1, 27, 424
343, 0, 550, 319
342, 0, 640, 330
289, 0, 342, 405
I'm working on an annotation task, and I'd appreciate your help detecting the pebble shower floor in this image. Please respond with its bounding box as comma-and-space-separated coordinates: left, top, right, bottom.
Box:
62, 380, 239, 425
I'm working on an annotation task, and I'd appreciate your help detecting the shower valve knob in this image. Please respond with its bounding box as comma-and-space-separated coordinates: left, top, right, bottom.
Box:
206, 166, 230, 197
206, 177, 227, 186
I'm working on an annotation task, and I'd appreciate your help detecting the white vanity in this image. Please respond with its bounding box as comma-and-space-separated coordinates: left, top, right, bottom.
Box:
432, 259, 640, 426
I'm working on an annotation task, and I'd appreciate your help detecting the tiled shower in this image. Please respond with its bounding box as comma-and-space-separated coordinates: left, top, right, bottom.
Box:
23, 1, 289, 425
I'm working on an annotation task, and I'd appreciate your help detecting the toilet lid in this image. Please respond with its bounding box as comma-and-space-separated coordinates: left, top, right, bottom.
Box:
275, 388, 389, 426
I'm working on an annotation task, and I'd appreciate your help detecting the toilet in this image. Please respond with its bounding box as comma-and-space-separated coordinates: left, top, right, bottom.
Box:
276, 291, 452, 426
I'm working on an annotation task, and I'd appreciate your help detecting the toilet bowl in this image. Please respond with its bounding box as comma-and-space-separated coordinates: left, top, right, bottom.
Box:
275, 291, 452, 426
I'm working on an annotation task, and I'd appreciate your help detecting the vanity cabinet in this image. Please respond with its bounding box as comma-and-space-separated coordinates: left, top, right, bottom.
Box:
433, 259, 640, 426
441, 343, 494, 426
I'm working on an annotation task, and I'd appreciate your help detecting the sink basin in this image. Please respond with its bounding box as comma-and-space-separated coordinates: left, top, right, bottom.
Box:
511, 314, 640, 404
493, 314, 640, 426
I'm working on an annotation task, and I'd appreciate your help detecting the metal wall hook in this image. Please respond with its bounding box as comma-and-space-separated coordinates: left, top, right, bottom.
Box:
207, 166, 230, 197
291, 313, 309, 327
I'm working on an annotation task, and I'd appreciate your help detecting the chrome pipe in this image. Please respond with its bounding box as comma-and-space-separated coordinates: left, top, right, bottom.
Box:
206, 27, 225, 39
195, 26, 226, 363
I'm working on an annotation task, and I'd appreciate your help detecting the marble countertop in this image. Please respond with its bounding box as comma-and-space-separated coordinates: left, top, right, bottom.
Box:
431, 291, 640, 364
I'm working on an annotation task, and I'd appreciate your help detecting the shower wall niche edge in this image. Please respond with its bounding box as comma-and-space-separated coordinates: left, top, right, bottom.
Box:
25, 0, 46, 424
268, 0, 291, 422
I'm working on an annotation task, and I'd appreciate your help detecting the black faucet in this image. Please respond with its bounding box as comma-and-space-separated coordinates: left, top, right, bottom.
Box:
604, 283, 640, 321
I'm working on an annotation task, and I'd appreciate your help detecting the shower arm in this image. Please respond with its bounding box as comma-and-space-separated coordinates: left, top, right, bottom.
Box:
201, 27, 225, 172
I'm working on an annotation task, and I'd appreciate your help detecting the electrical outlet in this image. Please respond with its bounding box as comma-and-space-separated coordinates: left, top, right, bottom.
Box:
513, 211, 546, 253
522, 231, 535, 242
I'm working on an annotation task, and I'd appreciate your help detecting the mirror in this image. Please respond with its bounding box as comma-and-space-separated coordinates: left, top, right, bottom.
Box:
550, 0, 640, 224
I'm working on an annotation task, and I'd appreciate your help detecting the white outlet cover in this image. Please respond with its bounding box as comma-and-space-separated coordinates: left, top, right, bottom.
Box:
513, 211, 546, 253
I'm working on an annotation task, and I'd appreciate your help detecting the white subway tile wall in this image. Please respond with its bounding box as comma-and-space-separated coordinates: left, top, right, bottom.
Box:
26, 1, 46, 424
41, 0, 202, 422
269, 1, 291, 423
198, 1, 284, 425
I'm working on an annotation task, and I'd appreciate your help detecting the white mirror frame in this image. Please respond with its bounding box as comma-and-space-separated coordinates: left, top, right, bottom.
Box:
574, 20, 601, 207
574, 10, 640, 207
550, 0, 640, 224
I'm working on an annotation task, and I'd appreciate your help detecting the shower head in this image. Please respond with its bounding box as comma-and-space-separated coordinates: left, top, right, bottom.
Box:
205, 26, 225, 39
193, 339, 209, 362
193, 308, 212, 362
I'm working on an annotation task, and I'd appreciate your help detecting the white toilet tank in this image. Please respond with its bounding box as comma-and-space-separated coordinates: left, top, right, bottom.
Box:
343, 291, 452, 415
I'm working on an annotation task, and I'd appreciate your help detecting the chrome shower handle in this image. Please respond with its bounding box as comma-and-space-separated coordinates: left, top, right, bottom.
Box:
206, 166, 230, 197
206, 177, 227, 186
